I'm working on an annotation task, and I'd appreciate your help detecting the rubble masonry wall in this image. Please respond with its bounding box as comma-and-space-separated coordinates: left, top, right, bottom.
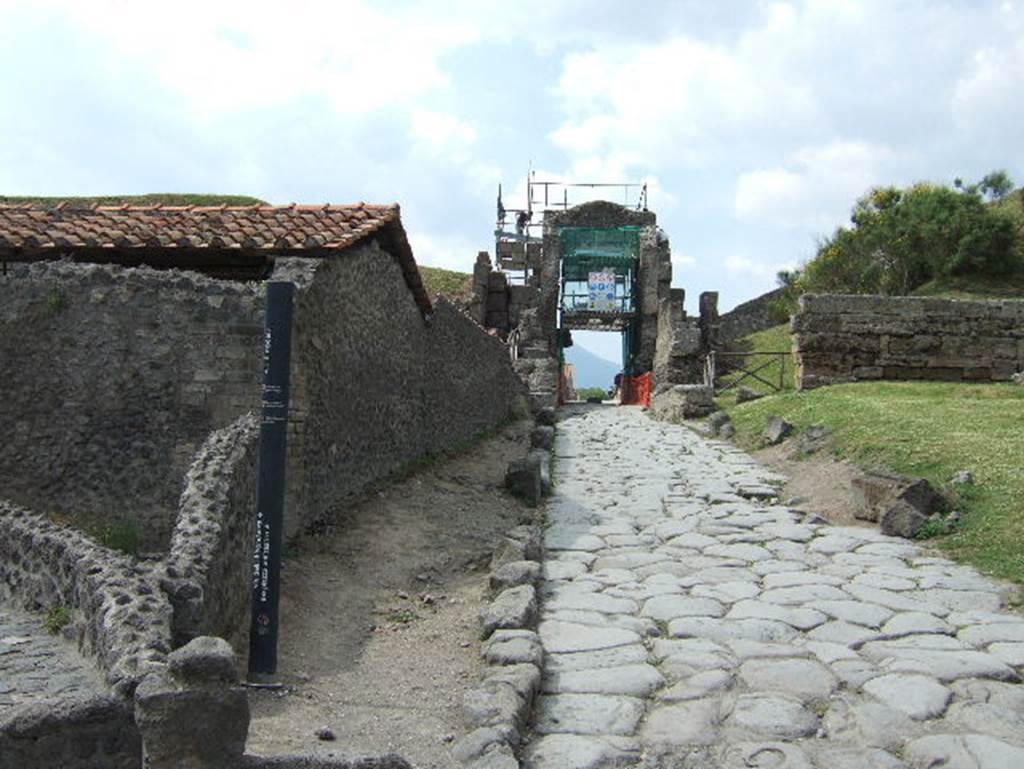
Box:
0, 244, 523, 552
0, 261, 265, 551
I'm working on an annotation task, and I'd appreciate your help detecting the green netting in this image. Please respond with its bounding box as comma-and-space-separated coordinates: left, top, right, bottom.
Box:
559, 226, 640, 280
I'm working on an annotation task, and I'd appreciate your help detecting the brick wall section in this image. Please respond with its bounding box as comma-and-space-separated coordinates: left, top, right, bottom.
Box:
0, 261, 264, 551
793, 293, 1024, 389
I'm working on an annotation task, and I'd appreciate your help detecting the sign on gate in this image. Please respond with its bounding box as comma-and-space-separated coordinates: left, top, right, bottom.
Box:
587, 271, 616, 312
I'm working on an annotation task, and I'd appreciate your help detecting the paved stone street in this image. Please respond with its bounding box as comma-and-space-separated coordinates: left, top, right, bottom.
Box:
0, 604, 105, 714
525, 406, 1024, 769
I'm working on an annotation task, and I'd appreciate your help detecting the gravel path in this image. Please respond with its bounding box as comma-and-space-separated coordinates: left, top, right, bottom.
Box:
0, 604, 106, 714
525, 405, 1024, 769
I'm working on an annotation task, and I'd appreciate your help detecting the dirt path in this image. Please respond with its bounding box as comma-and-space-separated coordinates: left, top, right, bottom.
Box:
752, 442, 867, 527
246, 419, 534, 768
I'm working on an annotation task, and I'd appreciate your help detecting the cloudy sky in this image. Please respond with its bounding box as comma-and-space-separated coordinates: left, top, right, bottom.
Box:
3, 0, 1023, 366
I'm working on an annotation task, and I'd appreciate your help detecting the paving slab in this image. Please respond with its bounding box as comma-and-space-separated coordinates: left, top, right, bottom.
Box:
0, 604, 106, 715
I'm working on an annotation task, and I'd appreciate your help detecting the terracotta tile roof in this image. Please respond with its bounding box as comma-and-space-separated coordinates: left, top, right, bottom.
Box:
0, 202, 432, 316
0, 202, 400, 251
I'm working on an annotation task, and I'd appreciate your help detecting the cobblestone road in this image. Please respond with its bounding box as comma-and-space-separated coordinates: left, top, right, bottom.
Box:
525, 406, 1024, 769
0, 604, 105, 714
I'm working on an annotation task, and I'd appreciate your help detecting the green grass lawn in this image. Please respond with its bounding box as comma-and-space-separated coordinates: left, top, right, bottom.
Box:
725, 381, 1024, 592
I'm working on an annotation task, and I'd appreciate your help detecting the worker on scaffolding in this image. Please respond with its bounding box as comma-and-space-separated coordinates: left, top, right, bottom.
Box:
515, 210, 531, 237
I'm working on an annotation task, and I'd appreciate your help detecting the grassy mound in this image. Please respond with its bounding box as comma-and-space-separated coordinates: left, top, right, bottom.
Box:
912, 272, 1024, 300
418, 266, 473, 304
725, 381, 1024, 592
0, 193, 268, 206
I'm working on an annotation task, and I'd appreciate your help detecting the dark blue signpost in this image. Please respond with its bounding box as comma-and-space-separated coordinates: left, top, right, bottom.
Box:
248, 280, 295, 685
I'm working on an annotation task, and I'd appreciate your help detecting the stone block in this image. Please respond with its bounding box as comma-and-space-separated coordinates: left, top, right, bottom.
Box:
480, 585, 538, 639
851, 472, 942, 523
134, 651, 249, 769
880, 500, 927, 539
528, 449, 552, 495
167, 636, 238, 685
735, 386, 764, 403
490, 560, 541, 593
504, 459, 541, 506
482, 630, 543, 667
707, 411, 731, 433
762, 416, 793, 445
532, 428, 557, 450
505, 525, 543, 561
650, 385, 715, 422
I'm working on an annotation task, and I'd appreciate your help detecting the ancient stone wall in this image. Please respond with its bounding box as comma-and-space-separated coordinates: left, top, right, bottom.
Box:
165, 414, 259, 648
0, 694, 141, 769
652, 288, 703, 386
719, 287, 787, 342
0, 501, 174, 696
288, 242, 524, 535
793, 293, 1024, 389
2, 244, 523, 550
0, 261, 264, 551
634, 225, 673, 372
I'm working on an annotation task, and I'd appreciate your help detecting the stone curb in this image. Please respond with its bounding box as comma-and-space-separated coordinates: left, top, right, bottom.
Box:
453, 415, 555, 769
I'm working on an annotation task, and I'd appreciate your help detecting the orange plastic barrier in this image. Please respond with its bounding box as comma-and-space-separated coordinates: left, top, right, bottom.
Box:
619, 372, 651, 406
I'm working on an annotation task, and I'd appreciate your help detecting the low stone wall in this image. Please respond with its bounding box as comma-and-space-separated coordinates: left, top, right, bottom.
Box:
0, 693, 141, 769
793, 293, 1024, 389
165, 414, 259, 648
719, 287, 787, 342
0, 501, 173, 696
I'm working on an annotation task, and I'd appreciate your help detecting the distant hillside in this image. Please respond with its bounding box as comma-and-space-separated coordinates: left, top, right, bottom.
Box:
0, 193, 268, 206
566, 344, 620, 389
418, 266, 473, 305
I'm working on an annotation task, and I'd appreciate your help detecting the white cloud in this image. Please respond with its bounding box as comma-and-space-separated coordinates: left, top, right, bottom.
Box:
407, 229, 480, 272
3, 0, 1024, 314
951, 36, 1024, 154
725, 254, 793, 280
547, 6, 824, 172
408, 109, 479, 165
17, 0, 480, 115
734, 139, 900, 228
